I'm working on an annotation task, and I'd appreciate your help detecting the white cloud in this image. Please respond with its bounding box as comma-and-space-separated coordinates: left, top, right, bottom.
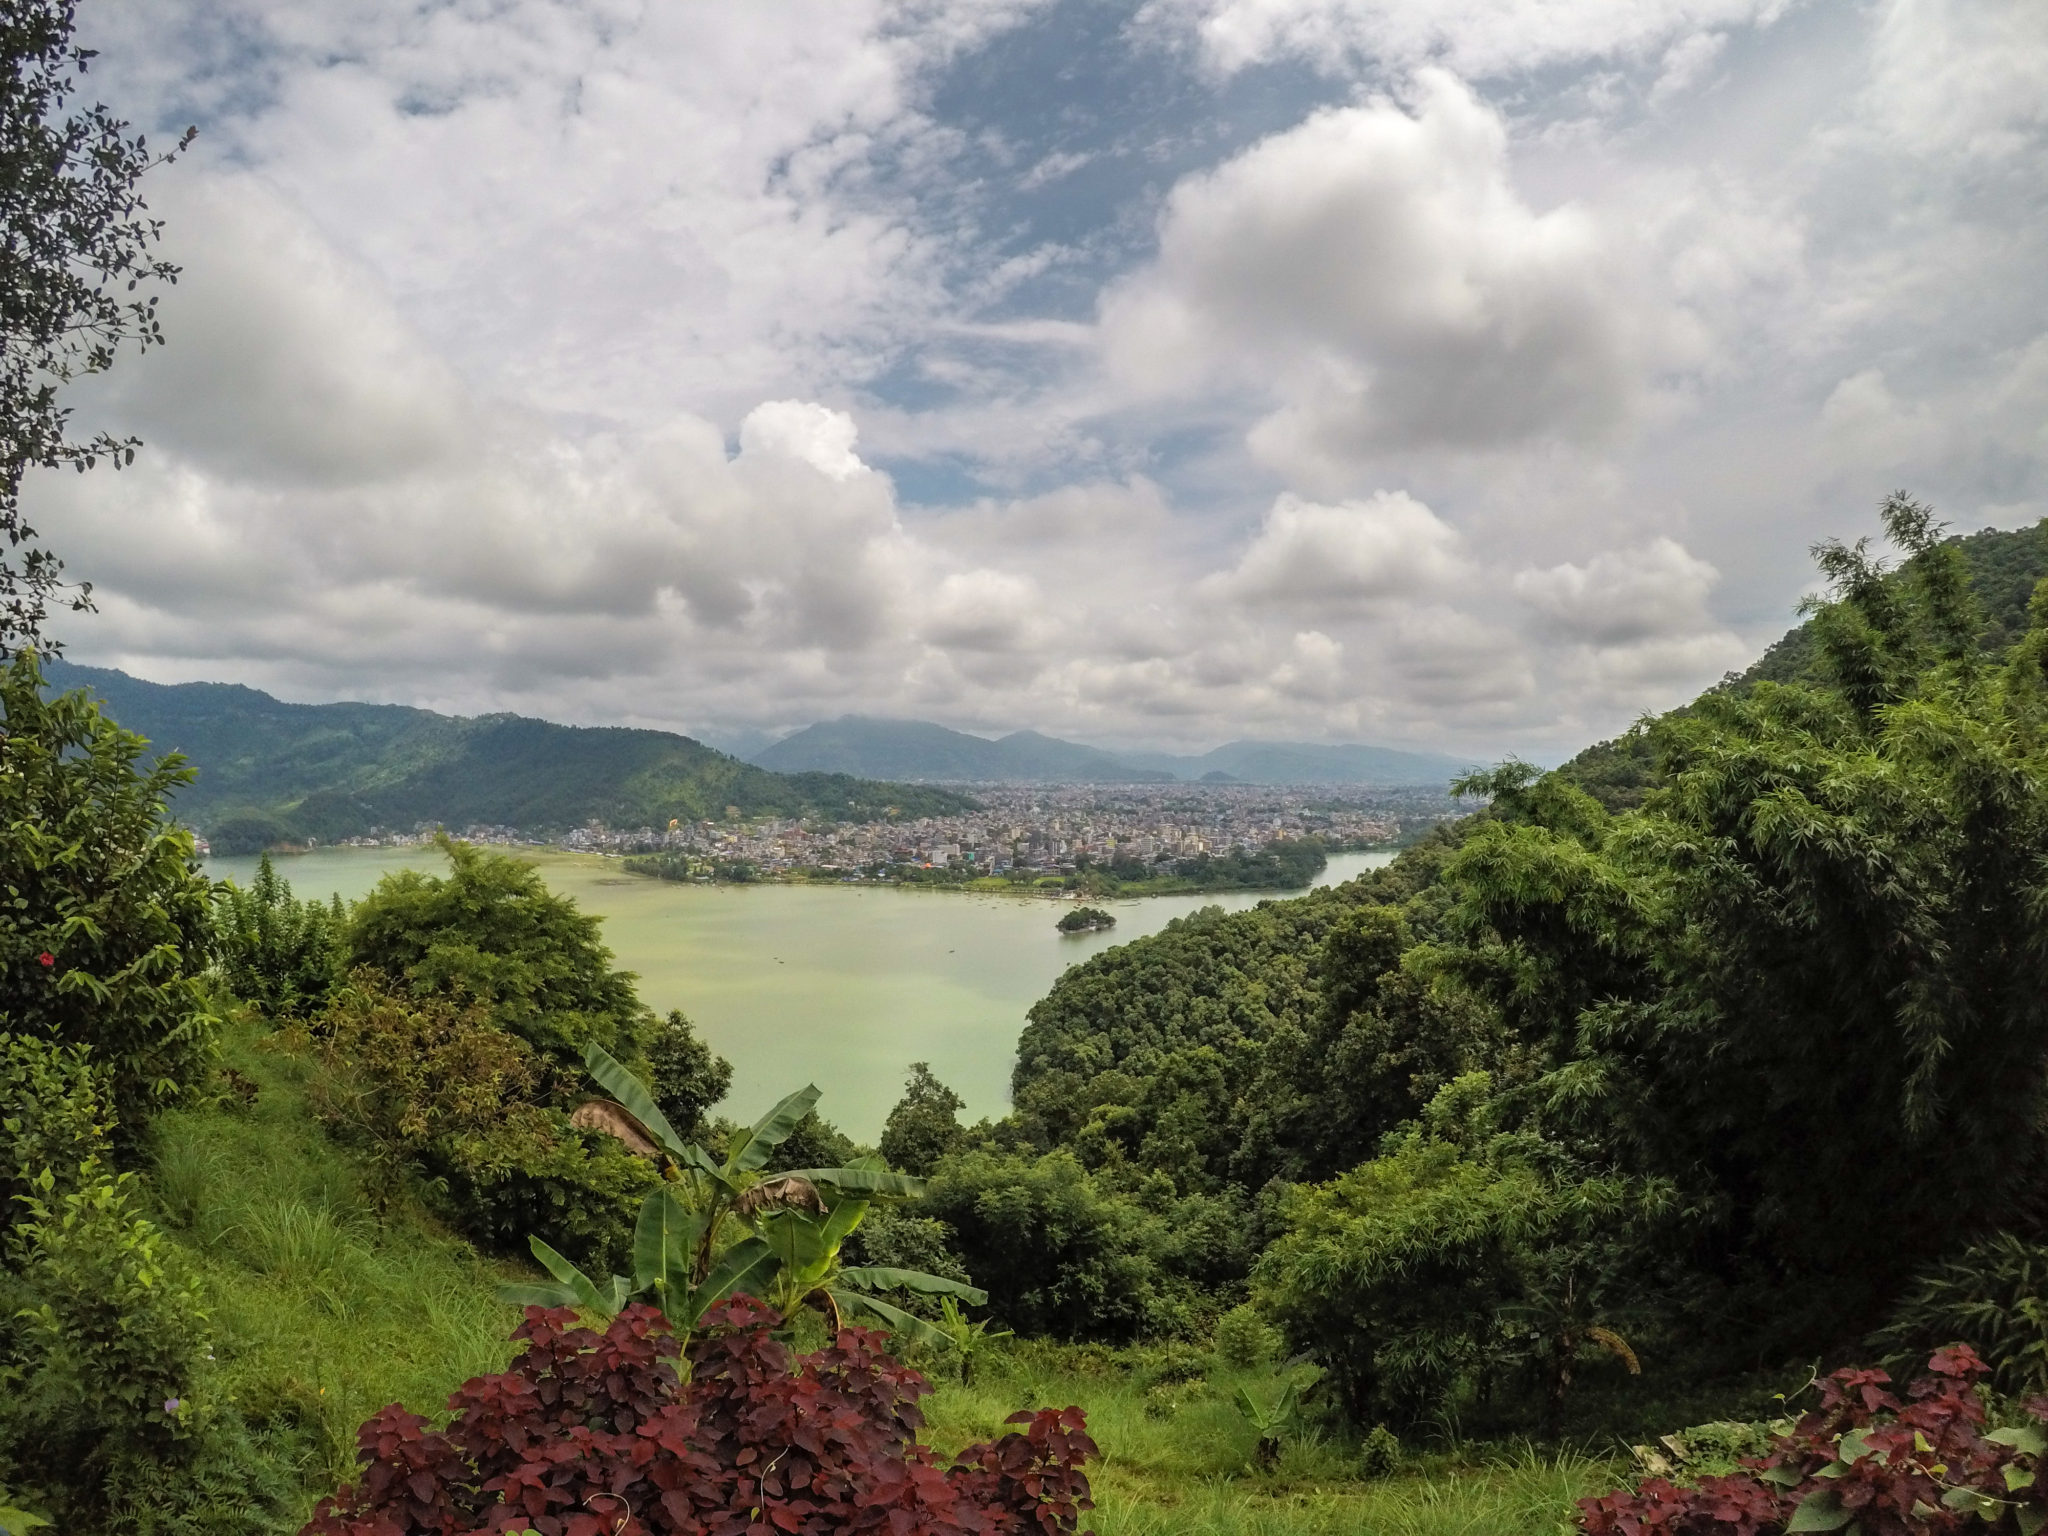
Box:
1137, 0, 1788, 80
1649, 30, 1728, 103
1205, 491, 1465, 611
1101, 72, 1675, 483
1514, 537, 1721, 645
1513, 539, 1749, 703
738, 402, 871, 482
30, 0, 2047, 764
1865, 0, 2048, 162
84, 176, 468, 487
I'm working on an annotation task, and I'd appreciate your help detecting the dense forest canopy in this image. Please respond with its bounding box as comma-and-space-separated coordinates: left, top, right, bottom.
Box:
887, 498, 2048, 1433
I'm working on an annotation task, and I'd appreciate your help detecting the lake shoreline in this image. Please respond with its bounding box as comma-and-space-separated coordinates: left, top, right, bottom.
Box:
201, 844, 1398, 1137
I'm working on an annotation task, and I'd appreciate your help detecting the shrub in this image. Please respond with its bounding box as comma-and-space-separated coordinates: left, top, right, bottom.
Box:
213, 854, 345, 1019
0, 1164, 283, 1533
1143, 1340, 1208, 1387
347, 839, 653, 1080
919, 1149, 1176, 1341
1253, 1130, 1538, 1426
305, 1297, 1099, 1536
0, 1033, 109, 1235
848, 1209, 973, 1289
1213, 1303, 1280, 1370
1359, 1424, 1402, 1478
1577, 1347, 2048, 1536
1873, 1233, 2048, 1397
3, 1168, 208, 1467
0, 653, 216, 1138
309, 972, 653, 1270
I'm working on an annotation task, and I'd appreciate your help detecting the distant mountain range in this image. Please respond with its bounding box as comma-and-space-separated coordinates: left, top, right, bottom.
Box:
752, 716, 1475, 787
752, 718, 1175, 783
46, 663, 975, 855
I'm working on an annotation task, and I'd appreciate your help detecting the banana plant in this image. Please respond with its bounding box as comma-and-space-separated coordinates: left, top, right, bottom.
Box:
934, 1294, 1012, 1384
500, 1042, 986, 1357
1233, 1378, 1306, 1472
750, 1171, 985, 1351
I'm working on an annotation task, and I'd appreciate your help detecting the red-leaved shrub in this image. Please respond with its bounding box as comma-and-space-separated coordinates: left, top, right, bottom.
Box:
1579, 1347, 2047, 1536
303, 1296, 1097, 1536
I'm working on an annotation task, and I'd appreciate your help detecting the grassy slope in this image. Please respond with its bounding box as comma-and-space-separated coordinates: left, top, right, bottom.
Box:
47, 661, 974, 849
152, 1013, 1610, 1534
921, 1350, 1609, 1536
143, 1014, 525, 1518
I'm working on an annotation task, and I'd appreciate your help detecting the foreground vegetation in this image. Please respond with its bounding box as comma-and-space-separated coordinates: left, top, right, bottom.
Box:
107, 1008, 1620, 1533
5, 497, 2048, 1535
9, 5, 2036, 1531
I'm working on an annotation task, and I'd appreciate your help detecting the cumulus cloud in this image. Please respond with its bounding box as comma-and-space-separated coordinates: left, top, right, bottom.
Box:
1514, 537, 1720, 645
30, 0, 2047, 763
738, 402, 871, 482
1649, 30, 1728, 103
1513, 539, 1748, 701
1101, 72, 1673, 483
85, 176, 468, 487
1204, 492, 1465, 611
1865, 0, 2048, 162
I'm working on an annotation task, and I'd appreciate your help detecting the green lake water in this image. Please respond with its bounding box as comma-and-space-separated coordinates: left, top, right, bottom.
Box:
202, 847, 1397, 1139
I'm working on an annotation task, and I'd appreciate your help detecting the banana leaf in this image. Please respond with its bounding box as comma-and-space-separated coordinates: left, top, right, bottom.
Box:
832, 1287, 951, 1352
528, 1236, 622, 1319
787, 1166, 927, 1199
730, 1085, 822, 1172
837, 1266, 987, 1304
684, 1235, 781, 1323
633, 1186, 704, 1298
582, 1041, 685, 1156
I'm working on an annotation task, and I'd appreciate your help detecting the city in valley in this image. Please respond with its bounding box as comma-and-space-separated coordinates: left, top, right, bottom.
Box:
330, 782, 1465, 885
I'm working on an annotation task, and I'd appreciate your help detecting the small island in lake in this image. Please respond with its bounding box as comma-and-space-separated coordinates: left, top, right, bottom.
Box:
1057, 905, 1116, 934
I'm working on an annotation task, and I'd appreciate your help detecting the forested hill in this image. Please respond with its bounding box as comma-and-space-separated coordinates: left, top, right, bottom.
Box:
44, 662, 976, 853
1558, 516, 2048, 810
993, 504, 2048, 1415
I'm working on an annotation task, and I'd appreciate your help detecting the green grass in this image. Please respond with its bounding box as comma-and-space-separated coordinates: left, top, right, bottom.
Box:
142, 1013, 525, 1518
918, 1343, 1618, 1536
141, 1014, 1620, 1535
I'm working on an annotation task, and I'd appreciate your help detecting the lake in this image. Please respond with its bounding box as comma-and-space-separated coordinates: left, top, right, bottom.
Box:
203, 846, 1397, 1139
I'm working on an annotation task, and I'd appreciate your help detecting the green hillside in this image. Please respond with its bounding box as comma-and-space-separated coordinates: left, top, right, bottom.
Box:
990, 501, 2048, 1429
1558, 516, 2048, 810
46, 662, 975, 853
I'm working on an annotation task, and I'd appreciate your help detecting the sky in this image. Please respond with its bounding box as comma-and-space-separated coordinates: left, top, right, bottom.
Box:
30, 0, 2048, 760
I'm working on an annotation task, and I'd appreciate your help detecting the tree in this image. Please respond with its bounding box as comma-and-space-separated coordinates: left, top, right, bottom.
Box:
879, 1062, 966, 1175
0, 653, 214, 1137
1055, 906, 1114, 934
348, 838, 653, 1085
644, 1008, 730, 1141
1439, 495, 2048, 1348
2, 1, 192, 653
